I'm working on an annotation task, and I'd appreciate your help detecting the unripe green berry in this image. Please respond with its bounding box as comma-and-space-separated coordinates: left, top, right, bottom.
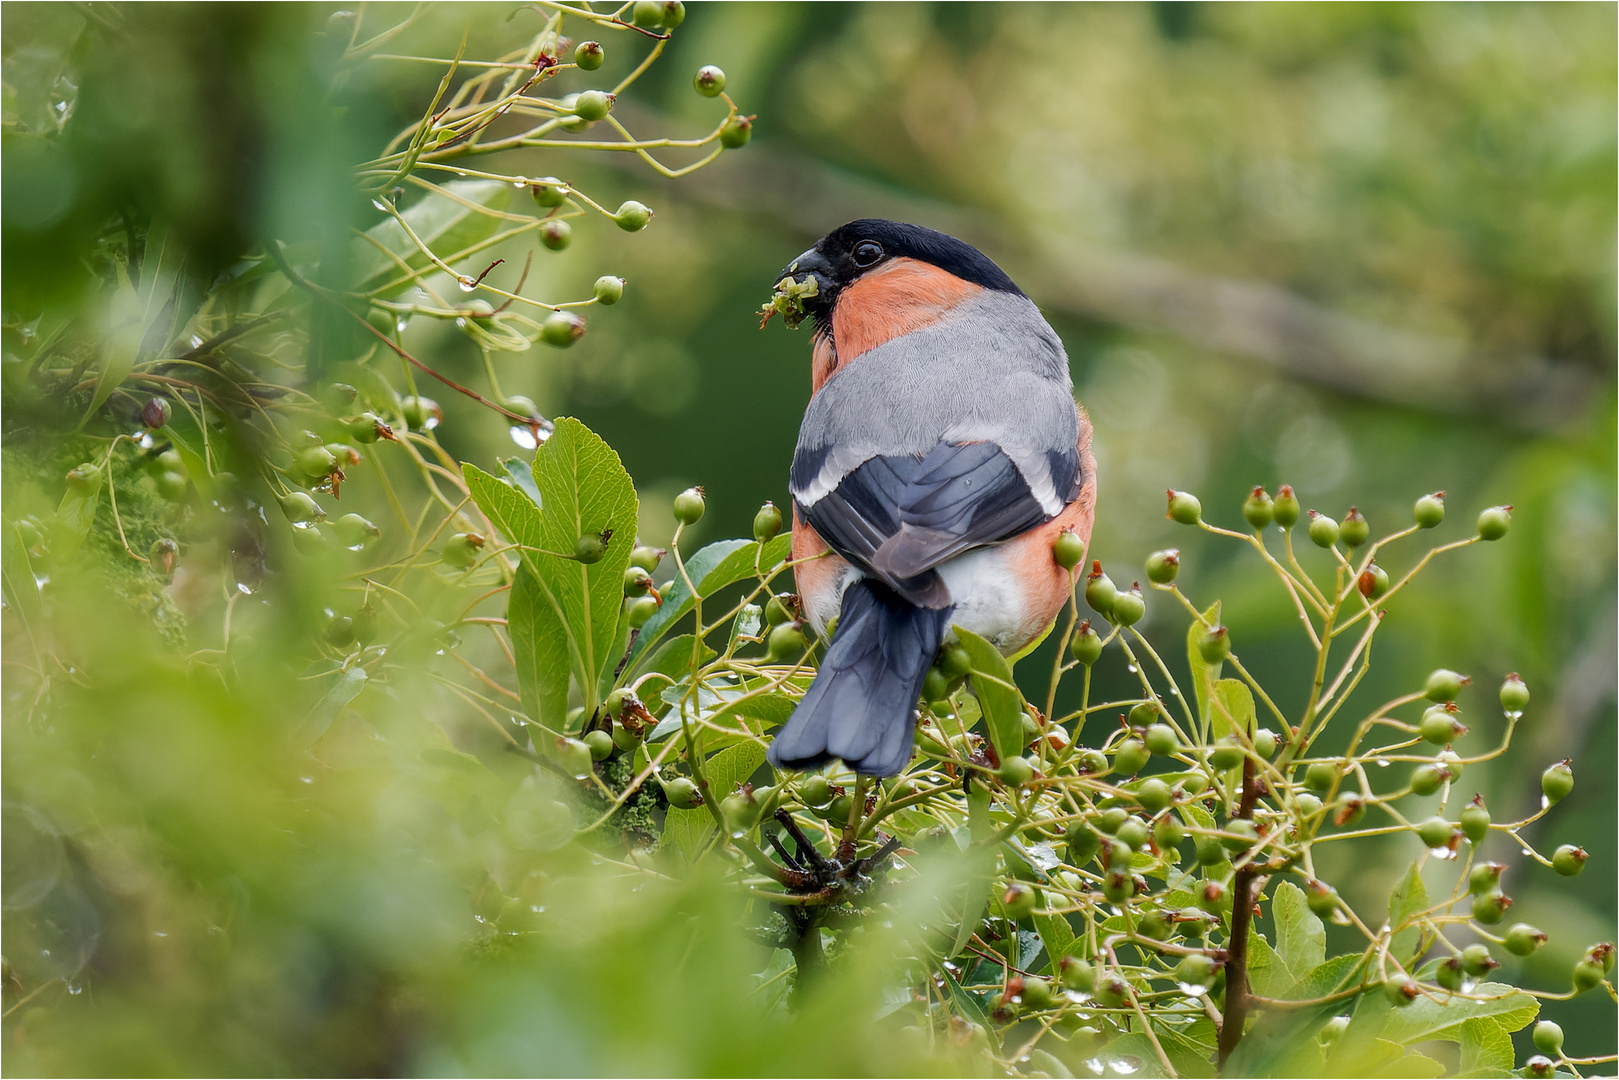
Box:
1220, 819, 1258, 854
1243, 486, 1274, 530
719, 115, 752, 148
1461, 943, 1498, 977
1210, 737, 1244, 772
1144, 723, 1180, 757
541, 310, 586, 348
1435, 956, 1465, 992
920, 667, 950, 702
1541, 760, 1574, 804
630, 546, 664, 572
1198, 879, 1228, 913
1052, 528, 1086, 570
626, 595, 659, 627
1358, 563, 1390, 600
1000, 880, 1037, 921
1197, 624, 1231, 664
767, 623, 805, 662
1476, 505, 1512, 541
1070, 620, 1103, 665
1383, 974, 1418, 1007
1019, 974, 1053, 1009
593, 275, 624, 305
155, 471, 187, 501
1304, 761, 1339, 793
1416, 816, 1455, 849
1409, 762, 1447, 796
1504, 923, 1548, 957
539, 219, 572, 252
1469, 861, 1505, 896
574, 532, 609, 564
366, 306, 397, 336
530, 178, 568, 207
335, 513, 380, 549
574, 40, 604, 70
442, 532, 486, 569
1572, 959, 1604, 993
1000, 755, 1034, 786
1152, 813, 1184, 848
1145, 548, 1179, 584
1533, 1021, 1564, 1055
1339, 506, 1369, 547
660, 775, 702, 809
399, 395, 441, 431
1273, 485, 1300, 528
613, 199, 651, 231
1195, 837, 1226, 866
624, 565, 654, 597
1525, 1057, 1556, 1080
631, 1, 665, 27
1252, 729, 1278, 758
348, 412, 393, 443
1059, 956, 1097, 993
799, 775, 832, 807
1075, 748, 1108, 774
295, 445, 337, 483
1101, 868, 1134, 904
1307, 511, 1339, 548
1115, 816, 1151, 850
1166, 489, 1201, 525
1499, 674, 1529, 713
1175, 953, 1217, 988
1294, 792, 1323, 817
721, 789, 759, 833
65, 461, 102, 493
753, 501, 782, 542
1425, 668, 1469, 702
1553, 844, 1588, 877
556, 737, 594, 778
1111, 583, 1145, 626
1098, 807, 1131, 835
1065, 823, 1100, 865
1459, 799, 1490, 844
1331, 793, 1366, 827
660, 1, 685, 27
1084, 564, 1116, 617
693, 65, 725, 96
940, 645, 972, 678
1137, 910, 1174, 941
1471, 890, 1511, 925
673, 486, 705, 525
1414, 491, 1445, 528
279, 491, 326, 524
584, 729, 614, 761
1420, 704, 1467, 745
1305, 879, 1339, 918
1113, 737, 1149, 777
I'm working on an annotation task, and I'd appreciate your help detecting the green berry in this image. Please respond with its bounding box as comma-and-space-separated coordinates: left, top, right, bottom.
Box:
673, 486, 705, 525
1166, 489, 1201, 525
1145, 548, 1179, 584
1101, 868, 1134, 904
626, 596, 659, 627
501, 395, 538, 420
399, 396, 441, 431
630, 545, 664, 572
1572, 959, 1605, 993
1111, 584, 1145, 626
752, 501, 782, 542
593, 275, 625, 305
1052, 528, 1086, 570
1273, 485, 1300, 528
1084, 565, 1116, 617
442, 532, 486, 569
1307, 511, 1339, 548
1198, 880, 1228, 913
574, 532, 609, 563
1588, 942, 1614, 974
1499, 674, 1529, 713
149, 537, 179, 577
1220, 819, 1258, 854
1459, 799, 1490, 844
1305, 879, 1339, 918
1383, 974, 1418, 1007
799, 775, 832, 807
1541, 760, 1574, 804
721, 789, 759, 832
1468, 861, 1504, 896
624, 565, 654, 596
366, 306, 397, 336
1001, 881, 1037, 920
541, 310, 585, 347
539, 219, 572, 252
1460, 943, 1497, 977
1097, 807, 1130, 835
1419, 704, 1467, 745
556, 736, 594, 778
1059, 957, 1097, 993
1339, 507, 1369, 547
1137, 910, 1174, 941
1471, 890, 1511, 925
1197, 624, 1230, 664
613, 199, 651, 231
1525, 1055, 1556, 1079
584, 729, 614, 761
1435, 956, 1465, 992
1331, 793, 1366, 827
1357, 563, 1390, 600
1416, 816, 1454, 849
1476, 505, 1511, 541
660, 775, 702, 809
1533, 1021, 1564, 1055
631, 0, 665, 27
1409, 765, 1446, 798
1294, 792, 1323, 817
1075, 748, 1108, 774
348, 412, 393, 443
530, 177, 568, 207
1304, 761, 1339, 793
278, 491, 325, 524
1425, 668, 1469, 702
1175, 953, 1217, 988
1115, 816, 1151, 850
660, 2, 685, 28
767, 623, 805, 662
1210, 737, 1245, 772
1152, 814, 1184, 848
1070, 621, 1103, 665
1504, 923, 1547, 957
1195, 837, 1226, 866
334, 513, 379, 549
604, 689, 634, 718
1414, 491, 1445, 529
64, 461, 102, 494
1552, 844, 1588, 877
764, 595, 795, 627
325, 613, 355, 647
719, 115, 752, 148
1252, 729, 1278, 758
693, 65, 725, 96
1113, 737, 1149, 777
295, 445, 337, 483
155, 470, 188, 501
1437, 748, 1464, 781
940, 645, 972, 678
920, 667, 950, 702
1243, 486, 1274, 530
1065, 823, 1101, 865
1018, 975, 1053, 1010
1000, 756, 1034, 786
1144, 723, 1180, 757
574, 40, 604, 70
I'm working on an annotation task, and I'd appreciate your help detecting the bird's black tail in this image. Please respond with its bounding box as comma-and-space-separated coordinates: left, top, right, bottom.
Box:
767, 579, 952, 777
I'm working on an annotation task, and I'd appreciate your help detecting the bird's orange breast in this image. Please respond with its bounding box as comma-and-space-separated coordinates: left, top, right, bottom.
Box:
810, 257, 982, 395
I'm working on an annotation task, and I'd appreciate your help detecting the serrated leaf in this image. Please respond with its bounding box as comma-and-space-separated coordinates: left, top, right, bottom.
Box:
1092, 1034, 1166, 1078
624, 535, 791, 671
507, 567, 567, 731
1186, 601, 1222, 729
1387, 861, 1429, 965
1274, 881, 1327, 974
1286, 953, 1362, 1001
1379, 981, 1538, 1047
1152, 1026, 1219, 1078
954, 626, 1023, 763
1248, 932, 1295, 997
1033, 912, 1075, 975
1456, 1017, 1515, 1076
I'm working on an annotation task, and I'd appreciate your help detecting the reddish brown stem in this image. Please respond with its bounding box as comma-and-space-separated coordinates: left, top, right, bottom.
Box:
1218, 754, 1261, 1070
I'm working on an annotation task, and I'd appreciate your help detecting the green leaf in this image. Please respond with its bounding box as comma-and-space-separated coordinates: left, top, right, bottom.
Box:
637, 634, 718, 691
1286, 953, 1362, 1001
1456, 1017, 1515, 1077
954, 626, 1023, 763
949, 781, 994, 958
1273, 881, 1327, 974
507, 567, 568, 731
464, 418, 638, 726
1248, 933, 1294, 998
1211, 677, 1256, 740
1186, 601, 1222, 728
354, 179, 514, 297
1093, 1034, 1169, 1078
1386, 861, 1429, 965
1, 520, 42, 643
659, 741, 764, 862
498, 456, 543, 509
623, 535, 791, 671
302, 667, 367, 744
50, 471, 102, 562
1033, 912, 1075, 975
1152, 1026, 1219, 1078
1379, 981, 1538, 1047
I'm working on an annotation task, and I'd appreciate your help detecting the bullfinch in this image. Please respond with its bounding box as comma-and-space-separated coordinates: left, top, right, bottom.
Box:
763, 219, 1097, 778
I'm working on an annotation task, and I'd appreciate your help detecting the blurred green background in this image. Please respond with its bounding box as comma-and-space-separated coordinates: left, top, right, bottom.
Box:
3, 2, 1614, 1074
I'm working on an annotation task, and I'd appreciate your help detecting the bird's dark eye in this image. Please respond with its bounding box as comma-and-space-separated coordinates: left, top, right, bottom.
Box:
852, 240, 884, 268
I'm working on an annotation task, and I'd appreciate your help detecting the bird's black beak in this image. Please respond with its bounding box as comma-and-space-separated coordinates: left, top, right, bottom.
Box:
762, 246, 836, 330
778, 247, 835, 296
